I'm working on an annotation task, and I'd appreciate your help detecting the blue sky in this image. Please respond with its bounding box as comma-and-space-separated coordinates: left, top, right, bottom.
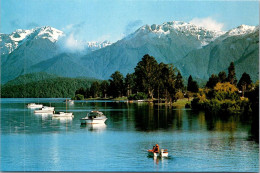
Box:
1, 0, 259, 42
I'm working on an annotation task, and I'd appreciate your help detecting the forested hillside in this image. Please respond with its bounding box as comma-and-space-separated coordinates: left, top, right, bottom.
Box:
1, 73, 98, 98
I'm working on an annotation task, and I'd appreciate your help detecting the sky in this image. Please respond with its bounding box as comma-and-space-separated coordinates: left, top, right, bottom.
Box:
1, 0, 259, 43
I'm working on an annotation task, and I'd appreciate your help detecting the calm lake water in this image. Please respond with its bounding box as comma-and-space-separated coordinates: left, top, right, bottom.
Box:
0, 98, 259, 172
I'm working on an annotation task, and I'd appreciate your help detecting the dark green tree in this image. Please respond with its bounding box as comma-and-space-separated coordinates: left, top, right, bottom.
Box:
100, 80, 109, 98
218, 71, 227, 83
125, 73, 136, 96
90, 81, 100, 98
175, 71, 184, 92
227, 62, 237, 85
206, 74, 219, 89
187, 75, 193, 92
134, 54, 159, 99
109, 71, 124, 98
187, 75, 199, 93
75, 87, 86, 96
160, 63, 176, 102
237, 72, 252, 97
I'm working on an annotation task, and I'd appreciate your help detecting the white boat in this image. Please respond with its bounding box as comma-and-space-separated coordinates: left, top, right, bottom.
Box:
64, 99, 74, 104
80, 111, 107, 124
27, 103, 43, 109
52, 112, 74, 118
34, 106, 54, 114
147, 149, 168, 158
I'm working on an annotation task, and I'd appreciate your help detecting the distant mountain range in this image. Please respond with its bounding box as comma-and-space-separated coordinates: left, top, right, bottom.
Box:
1, 21, 259, 84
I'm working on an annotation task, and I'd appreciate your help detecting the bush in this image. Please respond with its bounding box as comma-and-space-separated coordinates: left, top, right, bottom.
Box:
185, 103, 191, 108
128, 92, 147, 100
175, 91, 184, 99
73, 94, 84, 100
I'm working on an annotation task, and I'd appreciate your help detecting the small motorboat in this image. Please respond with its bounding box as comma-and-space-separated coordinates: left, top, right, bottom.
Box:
80, 111, 107, 124
52, 112, 74, 118
64, 99, 74, 104
147, 144, 168, 158
27, 103, 43, 109
34, 106, 54, 114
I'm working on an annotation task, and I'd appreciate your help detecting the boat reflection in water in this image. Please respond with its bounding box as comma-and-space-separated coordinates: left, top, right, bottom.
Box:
52, 116, 73, 123
34, 113, 53, 120
81, 123, 107, 132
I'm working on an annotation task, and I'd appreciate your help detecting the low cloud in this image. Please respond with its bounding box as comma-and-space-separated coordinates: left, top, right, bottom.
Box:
63, 22, 86, 34
57, 33, 86, 53
58, 22, 88, 52
189, 17, 224, 31
124, 20, 143, 35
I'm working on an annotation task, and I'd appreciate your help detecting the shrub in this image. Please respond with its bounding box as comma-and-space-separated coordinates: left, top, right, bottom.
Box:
175, 91, 184, 100
185, 103, 191, 108
74, 94, 84, 100
128, 92, 148, 100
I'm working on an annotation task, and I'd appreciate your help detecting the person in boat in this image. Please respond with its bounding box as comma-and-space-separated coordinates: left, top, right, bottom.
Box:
154, 144, 159, 153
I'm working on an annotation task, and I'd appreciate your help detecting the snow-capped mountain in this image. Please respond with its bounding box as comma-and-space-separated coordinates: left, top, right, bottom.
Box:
0, 26, 63, 56
176, 25, 259, 81
126, 21, 224, 46
1, 21, 259, 84
0, 26, 111, 57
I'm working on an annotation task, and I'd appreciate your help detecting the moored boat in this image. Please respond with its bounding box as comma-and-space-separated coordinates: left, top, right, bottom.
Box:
80, 111, 107, 124
27, 103, 43, 109
53, 112, 74, 118
34, 106, 54, 114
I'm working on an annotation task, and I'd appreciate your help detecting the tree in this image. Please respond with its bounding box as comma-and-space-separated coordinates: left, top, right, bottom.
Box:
159, 63, 176, 102
90, 81, 100, 98
175, 71, 184, 92
227, 62, 237, 85
206, 74, 219, 89
134, 54, 159, 99
109, 71, 124, 98
125, 73, 136, 96
218, 71, 227, 83
187, 75, 199, 93
237, 72, 252, 97
214, 82, 238, 93
100, 80, 109, 98
75, 87, 86, 96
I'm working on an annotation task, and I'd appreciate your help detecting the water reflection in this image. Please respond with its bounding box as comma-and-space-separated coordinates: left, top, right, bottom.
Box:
80, 123, 107, 132
1, 99, 254, 135
1, 98, 259, 172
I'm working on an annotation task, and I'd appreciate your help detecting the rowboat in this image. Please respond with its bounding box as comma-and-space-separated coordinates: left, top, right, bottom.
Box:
147, 149, 168, 158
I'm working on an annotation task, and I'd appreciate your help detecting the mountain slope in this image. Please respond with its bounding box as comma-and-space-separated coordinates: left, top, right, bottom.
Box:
176, 26, 259, 81
4, 72, 58, 86
0, 27, 106, 83
28, 53, 98, 78
1, 22, 259, 84
81, 21, 223, 79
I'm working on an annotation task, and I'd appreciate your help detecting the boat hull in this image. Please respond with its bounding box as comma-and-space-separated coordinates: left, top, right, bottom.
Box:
80, 118, 107, 124
147, 150, 168, 157
34, 110, 54, 114
27, 105, 43, 108
53, 112, 74, 118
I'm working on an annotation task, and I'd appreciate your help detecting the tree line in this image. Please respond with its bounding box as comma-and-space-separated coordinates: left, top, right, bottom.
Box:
191, 61, 258, 116
74, 54, 200, 102
1, 77, 96, 98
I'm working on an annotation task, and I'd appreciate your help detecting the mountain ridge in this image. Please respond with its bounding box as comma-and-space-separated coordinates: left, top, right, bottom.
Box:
1, 21, 258, 84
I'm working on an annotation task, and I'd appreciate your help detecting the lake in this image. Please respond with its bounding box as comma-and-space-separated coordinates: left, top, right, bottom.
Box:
0, 98, 259, 172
